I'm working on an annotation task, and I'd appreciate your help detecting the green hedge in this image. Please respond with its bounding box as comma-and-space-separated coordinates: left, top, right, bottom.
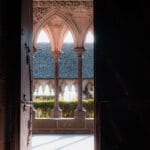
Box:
33, 99, 94, 118
33, 95, 55, 100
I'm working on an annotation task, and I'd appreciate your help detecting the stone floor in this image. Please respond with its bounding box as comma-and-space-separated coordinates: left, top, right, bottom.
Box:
32, 134, 94, 150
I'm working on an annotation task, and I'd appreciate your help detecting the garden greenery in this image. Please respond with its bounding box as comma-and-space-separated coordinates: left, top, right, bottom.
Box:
33, 99, 94, 118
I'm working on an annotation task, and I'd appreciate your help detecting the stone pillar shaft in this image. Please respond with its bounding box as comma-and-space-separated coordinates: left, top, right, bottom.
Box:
74, 48, 86, 119
77, 52, 83, 109
51, 51, 62, 118
54, 55, 59, 108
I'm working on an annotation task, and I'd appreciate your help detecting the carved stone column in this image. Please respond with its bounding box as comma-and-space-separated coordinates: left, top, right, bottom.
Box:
74, 48, 86, 119
51, 51, 62, 118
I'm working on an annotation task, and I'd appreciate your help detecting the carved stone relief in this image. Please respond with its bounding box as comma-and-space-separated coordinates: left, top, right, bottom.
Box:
33, 1, 93, 25
33, 0, 93, 49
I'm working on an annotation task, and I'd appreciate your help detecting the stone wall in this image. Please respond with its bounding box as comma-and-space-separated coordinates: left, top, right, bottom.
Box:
0, 52, 6, 150
33, 118, 94, 134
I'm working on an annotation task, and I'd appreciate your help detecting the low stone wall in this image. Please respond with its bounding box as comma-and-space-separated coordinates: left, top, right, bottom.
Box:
33, 118, 94, 134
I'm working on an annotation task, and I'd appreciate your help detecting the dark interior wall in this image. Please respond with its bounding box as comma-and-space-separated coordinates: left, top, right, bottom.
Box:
0, 0, 21, 149
94, 0, 150, 150
0, 1, 6, 149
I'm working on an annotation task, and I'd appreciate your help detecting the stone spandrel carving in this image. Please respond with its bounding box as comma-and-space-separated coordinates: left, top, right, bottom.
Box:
33, 1, 93, 9
33, 1, 93, 24
33, 7, 49, 24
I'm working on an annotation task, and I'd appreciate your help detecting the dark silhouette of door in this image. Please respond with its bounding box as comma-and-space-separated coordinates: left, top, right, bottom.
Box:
20, 0, 33, 149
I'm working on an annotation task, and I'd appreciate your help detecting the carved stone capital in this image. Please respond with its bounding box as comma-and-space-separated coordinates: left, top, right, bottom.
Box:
74, 47, 86, 56
74, 107, 86, 119
51, 50, 62, 58
51, 107, 62, 118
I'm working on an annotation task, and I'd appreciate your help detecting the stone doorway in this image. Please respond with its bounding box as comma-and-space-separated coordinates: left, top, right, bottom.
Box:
32, 0, 94, 149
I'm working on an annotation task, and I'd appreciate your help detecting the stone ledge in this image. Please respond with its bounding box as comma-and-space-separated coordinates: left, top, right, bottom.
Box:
33, 118, 94, 134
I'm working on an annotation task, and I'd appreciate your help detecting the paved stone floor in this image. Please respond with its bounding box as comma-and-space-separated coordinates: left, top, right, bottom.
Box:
32, 134, 94, 150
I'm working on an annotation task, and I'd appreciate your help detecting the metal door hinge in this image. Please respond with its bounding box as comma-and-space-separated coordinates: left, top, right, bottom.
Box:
21, 94, 33, 111
25, 43, 31, 64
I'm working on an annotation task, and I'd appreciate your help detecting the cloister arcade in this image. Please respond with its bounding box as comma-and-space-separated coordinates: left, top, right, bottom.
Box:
33, 0, 93, 119
33, 79, 94, 100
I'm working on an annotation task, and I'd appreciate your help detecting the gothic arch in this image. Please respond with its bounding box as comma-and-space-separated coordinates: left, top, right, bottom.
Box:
33, 9, 79, 49
83, 22, 94, 44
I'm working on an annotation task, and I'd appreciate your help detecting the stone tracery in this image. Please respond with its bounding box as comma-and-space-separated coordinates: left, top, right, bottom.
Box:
33, 0, 93, 49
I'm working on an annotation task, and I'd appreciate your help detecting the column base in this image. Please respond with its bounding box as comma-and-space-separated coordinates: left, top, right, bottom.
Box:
51, 107, 62, 118
74, 107, 86, 119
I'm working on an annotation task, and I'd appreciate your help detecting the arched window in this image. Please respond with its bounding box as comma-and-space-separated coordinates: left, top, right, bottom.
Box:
70, 85, 77, 100
36, 30, 50, 43
60, 31, 77, 78
63, 31, 74, 43
83, 31, 94, 78
44, 85, 50, 96
38, 86, 43, 96
33, 29, 53, 79
33, 89, 38, 96
85, 31, 94, 44
50, 89, 55, 96
63, 85, 77, 101
63, 86, 70, 101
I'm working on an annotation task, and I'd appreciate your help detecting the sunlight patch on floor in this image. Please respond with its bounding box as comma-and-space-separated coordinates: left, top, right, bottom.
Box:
32, 134, 94, 150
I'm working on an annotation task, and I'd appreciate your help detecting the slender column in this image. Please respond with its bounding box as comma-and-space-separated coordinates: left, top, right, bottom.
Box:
51, 51, 62, 118
74, 48, 86, 119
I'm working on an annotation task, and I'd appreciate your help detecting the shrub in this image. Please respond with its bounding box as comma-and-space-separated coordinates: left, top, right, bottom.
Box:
33, 95, 55, 100
33, 99, 94, 118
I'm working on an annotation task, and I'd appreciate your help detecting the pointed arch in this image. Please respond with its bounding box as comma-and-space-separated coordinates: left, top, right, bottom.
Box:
63, 30, 74, 44
33, 9, 79, 49
38, 85, 43, 96
43, 25, 55, 51
85, 31, 94, 44
36, 30, 50, 43
44, 85, 50, 95
83, 23, 94, 45
63, 85, 70, 101
70, 85, 77, 100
